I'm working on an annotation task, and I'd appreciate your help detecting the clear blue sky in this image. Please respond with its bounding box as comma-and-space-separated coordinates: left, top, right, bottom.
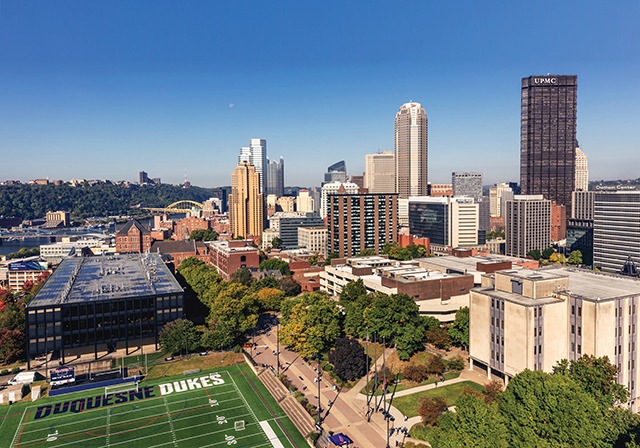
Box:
0, 0, 638, 187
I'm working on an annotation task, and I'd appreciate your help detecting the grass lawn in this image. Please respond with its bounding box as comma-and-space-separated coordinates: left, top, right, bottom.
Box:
360, 371, 461, 396
390, 381, 486, 418
144, 352, 243, 380
0, 363, 308, 448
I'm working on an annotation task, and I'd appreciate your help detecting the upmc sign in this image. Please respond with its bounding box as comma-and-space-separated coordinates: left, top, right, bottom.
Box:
533, 77, 557, 84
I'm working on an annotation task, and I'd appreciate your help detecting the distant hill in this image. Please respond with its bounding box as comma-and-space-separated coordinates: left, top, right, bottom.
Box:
0, 183, 216, 220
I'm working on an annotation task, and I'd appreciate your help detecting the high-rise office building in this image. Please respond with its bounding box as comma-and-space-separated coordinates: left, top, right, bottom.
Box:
268, 212, 324, 249
505, 195, 551, 258
408, 197, 479, 249
296, 189, 314, 213
320, 181, 359, 219
520, 75, 578, 208
452, 172, 483, 201
575, 147, 589, 192
593, 192, 640, 274
365, 151, 396, 194
395, 102, 428, 198
239, 138, 268, 194
323, 160, 348, 184
489, 183, 513, 217
229, 162, 264, 239
266, 157, 285, 197
328, 193, 398, 257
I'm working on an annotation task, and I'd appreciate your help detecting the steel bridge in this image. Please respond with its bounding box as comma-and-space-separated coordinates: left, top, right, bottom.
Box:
142, 200, 205, 214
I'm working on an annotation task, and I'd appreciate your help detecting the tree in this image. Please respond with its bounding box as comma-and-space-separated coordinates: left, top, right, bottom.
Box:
568, 250, 583, 265
542, 246, 555, 259
0, 329, 25, 364
207, 283, 259, 340
339, 279, 368, 303
230, 267, 253, 286
190, 229, 219, 241
324, 252, 339, 266
342, 292, 373, 339
527, 249, 541, 260
418, 396, 448, 426
159, 319, 201, 355
328, 338, 368, 382
356, 248, 376, 257
499, 369, 605, 447
254, 287, 285, 312
483, 380, 503, 404
403, 364, 429, 382
270, 237, 283, 249
430, 394, 509, 448
426, 326, 452, 350
447, 356, 465, 371
277, 277, 301, 297
447, 306, 469, 349
308, 254, 318, 266
426, 356, 446, 375
259, 258, 291, 275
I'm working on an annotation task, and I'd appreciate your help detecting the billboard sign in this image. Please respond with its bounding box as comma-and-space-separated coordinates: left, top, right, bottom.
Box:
50, 367, 75, 386
9, 261, 46, 271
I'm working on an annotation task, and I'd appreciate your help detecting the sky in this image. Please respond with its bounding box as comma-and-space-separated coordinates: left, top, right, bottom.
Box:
0, 1, 638, 188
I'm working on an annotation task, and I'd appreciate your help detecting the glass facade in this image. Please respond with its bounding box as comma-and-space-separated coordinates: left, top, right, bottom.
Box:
408, 201, 448, 245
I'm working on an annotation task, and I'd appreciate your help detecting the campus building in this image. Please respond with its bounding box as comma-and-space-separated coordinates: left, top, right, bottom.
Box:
206, 239, 260, 280
469, 266, 640, 411
25, 253, 184, 367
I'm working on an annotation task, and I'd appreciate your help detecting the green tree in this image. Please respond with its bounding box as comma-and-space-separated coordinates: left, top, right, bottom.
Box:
259, 258, 292, 275
254, 287, 285, 311
448, 307, 469, 349
200, 319, 236, 350
270, 237, 283, 249
158, 319, 201, 355
356, 248, 376, 257
308, 254, 318, 266
430, 394, 508, 448
0, 329, 25, 364
328, 338, 368, 382
499, 369, 606, 447
190, 228, 219, 241
342, 292, 373, 339
324, 252, 339, 266
527, 249, 541, 260
207, 283, 259, 340
568, 250, 583, 265
426, 326, 452, 350
339, 279, 368, 302
542, 246, 555, 259
230, 267, 253, 286
277, 277, 301, 297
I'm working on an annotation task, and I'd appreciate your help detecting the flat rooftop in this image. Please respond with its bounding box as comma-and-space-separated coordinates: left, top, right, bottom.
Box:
552, 267, 640, 301
416, 254, 531, 273
28, 253, 183, 308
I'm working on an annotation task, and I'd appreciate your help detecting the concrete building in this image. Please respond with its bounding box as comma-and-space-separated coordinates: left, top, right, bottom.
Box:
297, 226, 328, 256
320, 181, 359, 219
328, 193, 398, 258
320, 256, 474, 322
25, 253, 184, 366
276, 196, 296, 213
40, 237, 112, 264
395, 102, 428, 198
268, 212, 324, 249
489, 183, 513, 217
116, 219, 152, 254
45, 211, 70, 228
520, 75, 578, 209
230, 162, 264, 240
427, 183, 453, 197
398, 198, 409, 228
296, 189, 314, 213
408, 197, 479, 250
239, 138, 268, 194
207, 239, 260, 280
593, 192, 640, 274
364, 151, 395, 194
469, 266, 640, 411
572, 190, 594, 220
505, 195, 551, 258
452, 172, 483, 201
575, 147, 589, 192
266, 157, 285, 197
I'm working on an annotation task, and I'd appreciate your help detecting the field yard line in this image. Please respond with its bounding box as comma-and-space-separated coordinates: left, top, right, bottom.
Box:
0, 404, 11, 435
9, 408, 28, 448
162, 396, 178, 447
259, 421, 286, 448
105, 408, 111, 447
228, 370, 260, 424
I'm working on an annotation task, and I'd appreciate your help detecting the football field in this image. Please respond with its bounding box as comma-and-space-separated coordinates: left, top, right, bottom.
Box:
1, 364, 308, 448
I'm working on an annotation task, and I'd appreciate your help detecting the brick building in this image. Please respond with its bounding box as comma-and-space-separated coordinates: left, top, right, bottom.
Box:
206, 239, 260, 280
115, 219, 152, 253
150, 240, 208, 267
174, 216, 212, 241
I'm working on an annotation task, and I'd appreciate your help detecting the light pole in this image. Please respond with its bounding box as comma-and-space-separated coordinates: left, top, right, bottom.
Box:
276, 321, 280, 377
316, 353, 322, 426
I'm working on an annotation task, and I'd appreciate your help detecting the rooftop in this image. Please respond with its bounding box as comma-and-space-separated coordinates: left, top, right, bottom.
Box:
28, 253, 183, 308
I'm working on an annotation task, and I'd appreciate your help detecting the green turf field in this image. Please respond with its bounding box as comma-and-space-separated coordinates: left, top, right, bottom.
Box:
0, 364, 308, 448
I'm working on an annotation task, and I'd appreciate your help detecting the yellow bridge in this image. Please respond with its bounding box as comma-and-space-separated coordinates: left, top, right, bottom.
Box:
142, 200, 207, 214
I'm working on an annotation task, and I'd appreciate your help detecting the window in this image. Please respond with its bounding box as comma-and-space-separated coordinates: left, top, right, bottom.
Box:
571, 324, 575, 334
240, 255, 246, 262
571, 305, 575, 315
578, 307, 582, 317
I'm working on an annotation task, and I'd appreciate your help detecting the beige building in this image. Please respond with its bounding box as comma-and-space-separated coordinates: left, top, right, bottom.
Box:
298, 226, 328, 256
277, 196, 296, 213
296, 189, 314, 213
575, 147, 589, 192
489, 183, 513, 217
364, 150, 395, 194
45, 210, 70, 228
571, 190, 594, 220
470, 266, 640, 411
505, 195, 551, 257
230, 162, 264, 239
395, 102, 428, 198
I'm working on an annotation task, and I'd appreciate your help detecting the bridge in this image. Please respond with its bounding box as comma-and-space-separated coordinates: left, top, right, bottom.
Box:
142, 200, 208, 214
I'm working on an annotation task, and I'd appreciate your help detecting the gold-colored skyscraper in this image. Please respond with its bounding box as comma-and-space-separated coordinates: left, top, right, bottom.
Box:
230, 162, 264, 239
395, 101, 428, 198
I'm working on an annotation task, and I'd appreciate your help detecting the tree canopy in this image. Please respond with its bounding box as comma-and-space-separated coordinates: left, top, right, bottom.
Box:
159, 319, 201, 355
190, 229, 219, 241
328, 338, 368, 382
259, 258, 292, 275
448, 307, 469, 349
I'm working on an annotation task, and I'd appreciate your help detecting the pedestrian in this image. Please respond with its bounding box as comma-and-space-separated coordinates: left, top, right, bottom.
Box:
435, 380, 438, 387
403, 415, 408, 422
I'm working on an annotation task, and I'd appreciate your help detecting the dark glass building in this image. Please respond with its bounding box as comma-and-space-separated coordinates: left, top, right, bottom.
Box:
520, 75, 578, 209
566, 218, 593, 267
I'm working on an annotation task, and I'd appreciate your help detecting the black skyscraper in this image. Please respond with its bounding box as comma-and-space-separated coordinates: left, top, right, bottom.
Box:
520, 75, 577, 208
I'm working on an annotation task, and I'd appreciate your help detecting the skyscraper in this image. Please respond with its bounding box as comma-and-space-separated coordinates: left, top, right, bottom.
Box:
323, 160, 348, 184
229, 162, 264, 239
452, 172, 483, 201
575, 147, 589, 192
505, 195, 551, 258
395, 102, 428, 198
520, 75, 578, 208
365, 151, 396, 194
239, 138, 268, 194
266, 157, 285, 197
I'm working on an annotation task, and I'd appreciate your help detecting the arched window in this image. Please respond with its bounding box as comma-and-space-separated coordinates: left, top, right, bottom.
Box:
241, 255, 247, 262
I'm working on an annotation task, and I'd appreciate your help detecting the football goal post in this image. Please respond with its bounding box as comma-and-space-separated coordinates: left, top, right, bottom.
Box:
104, 381, 138, 398
234, 421, 245, 431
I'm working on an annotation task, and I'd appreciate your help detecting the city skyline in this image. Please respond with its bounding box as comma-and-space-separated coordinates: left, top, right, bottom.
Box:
0, 1, 638, 187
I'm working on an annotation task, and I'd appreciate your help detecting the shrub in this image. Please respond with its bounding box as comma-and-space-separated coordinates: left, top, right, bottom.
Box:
403, 364, 429, 382
484, 380, 503, 404
426, 356, 446, 375
10, 366, 21, 374
418, 396, 448, 426
0, 369, 9, 375
447, 355, 465, 371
